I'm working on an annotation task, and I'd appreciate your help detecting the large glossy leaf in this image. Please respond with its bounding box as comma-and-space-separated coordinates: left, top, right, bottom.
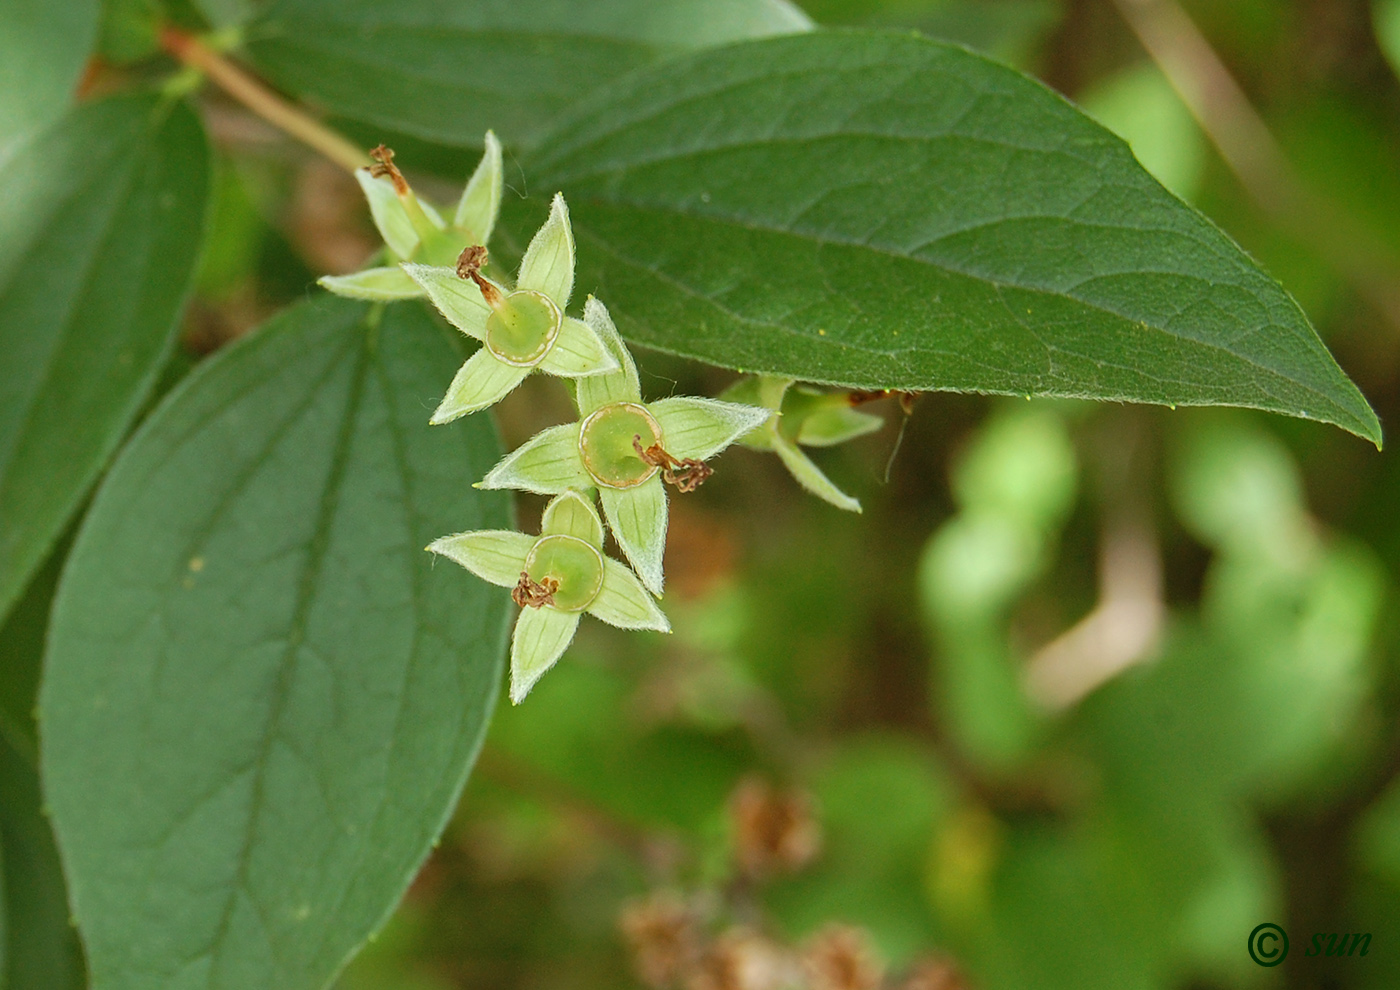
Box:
526, 30, 1380, 445
243, 0, 811, 146
0, 0, 99, 151
0, 94, 209, 624
41, 297, 512, 990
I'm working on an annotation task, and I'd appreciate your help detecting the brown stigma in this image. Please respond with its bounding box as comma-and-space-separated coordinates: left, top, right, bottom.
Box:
455, 244, 502, 308
367, 144, 410, 197
511, 571, 559, 608
633, 436, 713, 493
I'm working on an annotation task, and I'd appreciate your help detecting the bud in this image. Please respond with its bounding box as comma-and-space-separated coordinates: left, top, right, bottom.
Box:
719, 376, 887, 513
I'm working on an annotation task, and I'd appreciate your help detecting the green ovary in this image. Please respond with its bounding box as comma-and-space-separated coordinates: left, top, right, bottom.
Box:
485, 290, 561, 366
525, 535, 604, 612
579, 402, 663, 489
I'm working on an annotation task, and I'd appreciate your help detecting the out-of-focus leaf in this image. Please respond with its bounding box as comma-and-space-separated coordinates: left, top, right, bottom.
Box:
487, 651, 752, 832
766, 735, 953, 962
1091, 419, 1384, 801
951, 408, 1078, 532
0, 94, 209, 625
964, 805, 1275, 990
919, 407, 1076, 770
41, 297, 512, 990
1274, 95, 1400, 262
1170, 418, 1307, 554
1357, 777, 1400, 884
528, 31, 1380, 444
195, 165, 268, 300
798, 0, 1060, 63
913, 0, 1060, 62
1081, 62, 1206, 201
243, 0, 811, 147
0, 0, 99, 151
1379, 0, 1400, 80
97, 0, 161, 64
195, 0, 257, 30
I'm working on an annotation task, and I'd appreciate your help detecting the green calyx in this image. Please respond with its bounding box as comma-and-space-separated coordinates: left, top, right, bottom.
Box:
413, 217, 467, 268
485, 290, 563, 367
579, 402, 663, 489
525, 535, 604, 612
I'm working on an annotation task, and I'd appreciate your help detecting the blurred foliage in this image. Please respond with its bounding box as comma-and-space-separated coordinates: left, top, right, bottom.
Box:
13, 0, 1400, 987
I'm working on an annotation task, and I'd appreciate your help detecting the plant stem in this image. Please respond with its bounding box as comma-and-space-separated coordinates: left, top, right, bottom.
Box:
159, 26, 370, 174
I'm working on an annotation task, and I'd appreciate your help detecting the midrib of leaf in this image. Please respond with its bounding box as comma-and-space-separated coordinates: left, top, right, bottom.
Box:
198, 332, 371, 983
118, 330, 359, 982
312, 337, 445, 979
569, 207, 1367, 429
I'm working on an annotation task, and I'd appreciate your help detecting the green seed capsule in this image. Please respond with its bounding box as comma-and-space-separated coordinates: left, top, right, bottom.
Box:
485, 289, 562, 366
524, 535, 605, 612
578, 402, 663, 489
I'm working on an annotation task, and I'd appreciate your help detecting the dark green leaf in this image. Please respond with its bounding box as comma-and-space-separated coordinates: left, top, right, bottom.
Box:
0, 532, 85, 990
0, 94, 209, 623
0, 732, 87, 990
97, 0, 162, 65
0, 534, 71, 754
243, 0, 811, 146
526, 30, 1380, 445
0, 0, 100, 149
41, 297, 512, 989
193, 0, 257, 31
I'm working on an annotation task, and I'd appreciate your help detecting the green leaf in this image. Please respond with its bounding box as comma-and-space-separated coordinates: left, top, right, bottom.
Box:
1377, 0, 1400, 81
1, 733, 87, 990
526, 30, 1381, 446
0, 94, 209, 624
0, 543, 85, 990
242, 0, 811, 147
41, 297, 512, 990
0, 0, 99, 150
193, 0, 257, 31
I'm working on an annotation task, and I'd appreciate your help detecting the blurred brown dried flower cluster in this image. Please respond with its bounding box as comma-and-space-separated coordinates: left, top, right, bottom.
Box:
619, 778, 967, 990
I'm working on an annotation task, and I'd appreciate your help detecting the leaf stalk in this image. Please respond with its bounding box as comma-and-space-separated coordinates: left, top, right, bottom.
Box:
158, 25, 370, 174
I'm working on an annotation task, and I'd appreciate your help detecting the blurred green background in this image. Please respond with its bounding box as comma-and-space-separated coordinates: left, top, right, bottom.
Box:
43, 0, 1400, 987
